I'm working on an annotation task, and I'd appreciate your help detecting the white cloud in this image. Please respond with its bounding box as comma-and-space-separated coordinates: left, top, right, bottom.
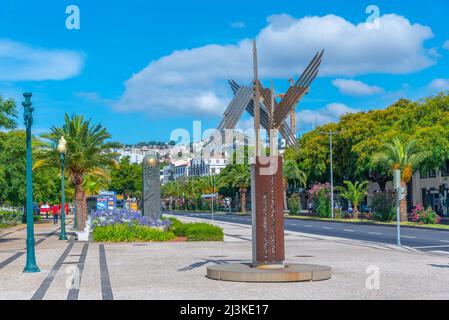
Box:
0, 39, 84, 81
427, 78, 449, 92
297, 103, 360, 129
443, 40, 449, 50
231, 21, 246, 29
115, 13, 435, 117
332, 79, 384, 96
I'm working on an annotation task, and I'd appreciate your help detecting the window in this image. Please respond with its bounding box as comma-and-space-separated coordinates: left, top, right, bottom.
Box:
442, 161, 449, 177
429, 169, 437, 178
420, 170, 428, 179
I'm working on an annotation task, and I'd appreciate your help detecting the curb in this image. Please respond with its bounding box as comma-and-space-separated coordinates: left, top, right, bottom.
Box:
166, 211, 449, 233
284, 216, 449, 232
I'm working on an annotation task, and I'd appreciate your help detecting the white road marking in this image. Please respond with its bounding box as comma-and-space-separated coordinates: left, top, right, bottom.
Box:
344, 229, 354, 232
440, 240, 449, 243
291, 223, 298, 226
322, 227, 332, 230
400, 235, 416, 239
368, 232, 382, 235
305, 225, 313, 228
429, 250, 449, 255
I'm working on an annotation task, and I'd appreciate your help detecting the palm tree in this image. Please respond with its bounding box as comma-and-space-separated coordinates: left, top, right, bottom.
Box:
37, 114, 115, 231
182, 178, 203, 211
226, 165, 251, 214
336, 181, 368, 219
199, 175, 228, 211
66, 172, 111, 198
161, 180, 179, 212
283, 159, 307, 212
373, 138, 429, 221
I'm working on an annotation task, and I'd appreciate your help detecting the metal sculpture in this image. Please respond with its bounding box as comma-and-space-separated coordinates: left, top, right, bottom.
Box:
216, 49, 324, 148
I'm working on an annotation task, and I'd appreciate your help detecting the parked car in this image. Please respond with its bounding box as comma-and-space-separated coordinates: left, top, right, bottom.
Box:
40, 203, 51, 218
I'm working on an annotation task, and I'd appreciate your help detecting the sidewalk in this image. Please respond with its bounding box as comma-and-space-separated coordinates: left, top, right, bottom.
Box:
1, 214, 449, 299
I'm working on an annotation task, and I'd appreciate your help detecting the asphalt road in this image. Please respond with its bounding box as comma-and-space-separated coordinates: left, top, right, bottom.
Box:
171, 211, 449, 254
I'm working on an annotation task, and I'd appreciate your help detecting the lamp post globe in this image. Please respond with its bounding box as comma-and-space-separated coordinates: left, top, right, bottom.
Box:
58, 136, 68, 241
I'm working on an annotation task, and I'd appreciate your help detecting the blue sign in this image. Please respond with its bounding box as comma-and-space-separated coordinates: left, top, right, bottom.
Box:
96, 191, 117, 210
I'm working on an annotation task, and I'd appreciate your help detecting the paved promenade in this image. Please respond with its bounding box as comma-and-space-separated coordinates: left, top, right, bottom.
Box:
1, 216, 449, 300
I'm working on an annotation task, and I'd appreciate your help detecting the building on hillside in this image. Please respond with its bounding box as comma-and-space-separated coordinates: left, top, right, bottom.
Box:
173, 161, 190, 181
162, 164, 175, 184
110, 145, 173, 164
189, 157, 227, 177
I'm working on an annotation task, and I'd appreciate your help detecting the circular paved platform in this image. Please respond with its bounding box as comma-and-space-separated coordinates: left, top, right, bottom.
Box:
206, 263, 332, 282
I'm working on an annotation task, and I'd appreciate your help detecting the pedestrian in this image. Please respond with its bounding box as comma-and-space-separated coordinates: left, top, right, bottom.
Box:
308, 201, 313, 215
51, 203, 59, 224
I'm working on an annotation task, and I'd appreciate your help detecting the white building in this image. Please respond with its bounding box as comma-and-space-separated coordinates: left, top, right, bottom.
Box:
111, 145, 172, 164
189, 157, 227, 177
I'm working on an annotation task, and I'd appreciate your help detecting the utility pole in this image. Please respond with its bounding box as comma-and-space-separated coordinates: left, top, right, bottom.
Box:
211, 172, 215, 222
320, 130, 343, 219
393, 170, 402, 246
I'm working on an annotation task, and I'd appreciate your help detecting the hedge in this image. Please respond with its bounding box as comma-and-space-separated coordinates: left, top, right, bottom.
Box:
93, 224, 176, 242
168, 217, 223, 241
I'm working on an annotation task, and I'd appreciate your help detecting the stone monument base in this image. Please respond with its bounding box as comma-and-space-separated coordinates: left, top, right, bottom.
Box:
206, 263, 331, 282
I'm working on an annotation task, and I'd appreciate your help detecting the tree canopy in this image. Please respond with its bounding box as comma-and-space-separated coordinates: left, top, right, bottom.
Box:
286, 93, 449, 188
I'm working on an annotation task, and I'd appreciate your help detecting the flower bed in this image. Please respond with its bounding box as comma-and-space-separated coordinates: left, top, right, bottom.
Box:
91, 209, 174, 242
90, 210, 223, 242
91, 209, 171, 229
411, 204, 441, 225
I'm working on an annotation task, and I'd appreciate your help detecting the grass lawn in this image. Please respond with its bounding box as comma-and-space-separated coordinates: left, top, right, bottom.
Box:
285, 214, 449, 230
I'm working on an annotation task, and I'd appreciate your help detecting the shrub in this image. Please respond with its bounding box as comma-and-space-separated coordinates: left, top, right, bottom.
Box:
288, 193, 301, 215
316, 189, 331, 218
0, 210, 22, 227
411, 204, 441, 225
309, 183, 331, 218
334, 208, 344, 219
168, 217, 186, 236
93, 224, 176, 242
183, 222, 223, 241
372, 191, 396, 222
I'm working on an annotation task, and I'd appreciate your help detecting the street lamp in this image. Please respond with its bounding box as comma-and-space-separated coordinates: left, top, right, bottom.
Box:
57, 136, 68, 241
23, 93, 40, 273
320, 130, 343, 219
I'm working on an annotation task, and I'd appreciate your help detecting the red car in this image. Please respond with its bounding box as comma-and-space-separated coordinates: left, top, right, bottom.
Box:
40, 203, 51, 216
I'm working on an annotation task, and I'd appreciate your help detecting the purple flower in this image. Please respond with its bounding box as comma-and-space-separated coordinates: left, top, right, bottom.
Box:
89, 208, 172, 228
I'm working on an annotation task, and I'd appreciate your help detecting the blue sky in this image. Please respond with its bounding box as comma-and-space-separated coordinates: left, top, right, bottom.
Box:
0, 0, 448, 143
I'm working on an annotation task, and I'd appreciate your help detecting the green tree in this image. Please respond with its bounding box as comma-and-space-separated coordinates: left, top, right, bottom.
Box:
39, 114, 116, 231
336, 181, 368, 219
223, 164, 250, 214
373, 138, 429, 221
109, 157, 141, 197
0, 130, 59, 206
283, 159, 307, 212
0, 96, 17, 130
